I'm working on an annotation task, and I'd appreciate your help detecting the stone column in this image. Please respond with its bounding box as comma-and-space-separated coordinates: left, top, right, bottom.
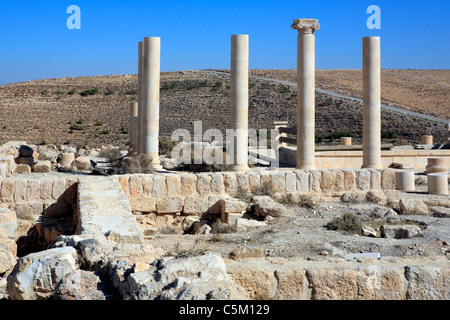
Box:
137, 41, 144, 155
341, 137, 352, 146
142, 37, 161, 168
129, 102, 138, 156
362, 36, 382, 169
421, 135, 433, 145
427, 173, 449, 195
395, 170, 415, 192
291, 19, 320, 170
230, 34, 249, 171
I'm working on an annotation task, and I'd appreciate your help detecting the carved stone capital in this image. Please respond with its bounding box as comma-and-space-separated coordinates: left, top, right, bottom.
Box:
291, 19, 320, 35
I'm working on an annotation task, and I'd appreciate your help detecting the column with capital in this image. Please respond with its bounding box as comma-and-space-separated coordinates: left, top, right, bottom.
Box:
142, 37, 162, 168
230, 34, 250, 171
362, 36, 382, 169
291, 19, 320, 169
129, 101, 138, 156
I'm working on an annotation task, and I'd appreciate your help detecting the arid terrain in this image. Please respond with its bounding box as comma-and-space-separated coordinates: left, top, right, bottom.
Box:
0, 69, 448, 150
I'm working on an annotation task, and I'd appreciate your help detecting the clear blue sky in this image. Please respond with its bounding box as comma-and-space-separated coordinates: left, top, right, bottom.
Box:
0, 0, 448, 85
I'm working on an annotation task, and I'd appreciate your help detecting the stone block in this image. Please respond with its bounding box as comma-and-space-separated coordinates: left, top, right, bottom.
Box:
381, 224, 422, 239
141, 175, 153, 196
14, 179, 27, 202
15, 164, 31, 174
129, 175, 143, 197
16, 156, 35, 167
236, 174, 250, 193
285, 172, 296, 192
219, 198, 248, 214
223, 173, 237, 195
27, 179, 41, 201
343, 170, 356, 191
33, 160, 51, 173
52, 178, 66, 200
181, 175, 197, 196
355, 266, 405, 300
208, 195, 225, 214
370, 170, 382, 189
321, 170, 336, 193
248, 173, 261, 191
399, 199, 429, 215
356, 170, 371, 190
295, 171, 309, 192
130, 196, 156, 213
405, 265, 450, 300
1, 179, 14, 202
165, 175, 181, 196
334, 170, 345, 192
210, 173, 224, 194
306, 268, 357, 300
118, 175, 130, 196
381, 169, 396, 190
274, 267, 307, 300
156, 197, 184, 214
270, 173, 285, 193
196, 174, 211, 195
152, 175, 167, 198
183, 196, 209, 215
309, 170, 322, 193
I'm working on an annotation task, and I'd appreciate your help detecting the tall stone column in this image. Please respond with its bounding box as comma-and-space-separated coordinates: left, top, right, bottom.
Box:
291, 19, 320, 170
142, 37, 161, 168
137, 41, 144, 155
230, 34, 249, 171
129, 102, 138, 156
362, 36, 382, 169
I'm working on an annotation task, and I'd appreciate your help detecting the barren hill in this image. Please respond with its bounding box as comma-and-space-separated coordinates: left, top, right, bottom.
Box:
0, 69, 448, 148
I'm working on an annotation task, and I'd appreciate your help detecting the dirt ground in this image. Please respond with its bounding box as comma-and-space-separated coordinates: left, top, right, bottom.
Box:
0, 69, 448, 149
146, 193, 450, 262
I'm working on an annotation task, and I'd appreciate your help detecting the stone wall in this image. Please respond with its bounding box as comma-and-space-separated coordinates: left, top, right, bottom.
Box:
0, 174, 78, 254
118, 169, 396, 216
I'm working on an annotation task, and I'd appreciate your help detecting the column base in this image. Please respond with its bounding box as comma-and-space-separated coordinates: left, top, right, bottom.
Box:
230, 164, 250, 172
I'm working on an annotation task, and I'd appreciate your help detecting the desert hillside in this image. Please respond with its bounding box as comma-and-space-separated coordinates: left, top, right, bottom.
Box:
0, 69, 448, 149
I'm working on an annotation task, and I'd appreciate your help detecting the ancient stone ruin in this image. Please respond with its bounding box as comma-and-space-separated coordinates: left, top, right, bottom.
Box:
0, 19, 449, 301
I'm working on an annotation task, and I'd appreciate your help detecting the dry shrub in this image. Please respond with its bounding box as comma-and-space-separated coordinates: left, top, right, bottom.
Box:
325, 213, 362, 235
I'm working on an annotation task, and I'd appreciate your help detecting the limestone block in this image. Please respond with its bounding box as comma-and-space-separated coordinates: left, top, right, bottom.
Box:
152, 175, 167, 198
118, 175, 130, 196
1, 179, 14, 202
321, 170, 336, 193
209, 173, 224, 194
14, 179, 27, 202
343, 170, 356, 191
15, 164, 31, 174
54, 270, 108, 300
234, 218, 266, 232
399, 199, 429, 215
274, 267, 307, 300
59, 153, 75, 170
381, 169, 396, 190
405, 265, 450, 300
365, 190, 387, 206
306, 268, 357, 300
130, 197, 156, 213
7, 246, 79, 300
181, 174, 197, 196
370, 170, 382, 190
270, 173, 285, 193
40, 178, 53, 200
183, 196, 209, 215
15, 202, 43, 221
381, 224, 422, 239
129, 175, 143, 197
295, 171, 309, 192
309, 170, 322, 193
285, 172, 297, 192
334, 170, 345, 192
221, 212, 243, 225
208, 195, 225, 214
155, 197, 184, 214
72, 156, 91, 171
33, 160, 51, 173
26, 179, 40, 201
166, 175, 181, 196
355, 266, 405, 300
248, 173, 261, 191
254, 200, 286, 218
52, 178, 66, 200
0, 207, 17, 240
196, 174, 211, 195
356, 170, 371, 190
236, 173, 250, 193
141, 175, 153, 196
0, 242, 16, 274
219, 198, 248, 214
223, 173, 237, 195
227, 262, 278, 300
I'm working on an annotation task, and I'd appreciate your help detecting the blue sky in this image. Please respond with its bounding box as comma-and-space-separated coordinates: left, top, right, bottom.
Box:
0, 0, 448, 85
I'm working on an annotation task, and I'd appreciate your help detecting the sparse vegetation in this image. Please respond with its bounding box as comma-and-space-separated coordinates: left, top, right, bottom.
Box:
80, 88, 98, 96
325, 213, 362, 235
